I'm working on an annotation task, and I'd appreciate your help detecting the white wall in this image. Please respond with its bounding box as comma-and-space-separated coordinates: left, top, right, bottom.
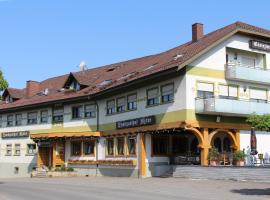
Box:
240, 130, 270, 165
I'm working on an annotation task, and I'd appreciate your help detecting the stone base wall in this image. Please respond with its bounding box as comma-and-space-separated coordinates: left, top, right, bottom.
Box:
0, 163, 36, 178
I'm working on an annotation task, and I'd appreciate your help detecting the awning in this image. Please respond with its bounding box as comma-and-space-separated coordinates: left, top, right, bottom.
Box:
31, 131, 102, 140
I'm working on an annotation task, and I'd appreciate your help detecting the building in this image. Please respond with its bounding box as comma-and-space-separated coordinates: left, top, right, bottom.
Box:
1, 21, 270, 178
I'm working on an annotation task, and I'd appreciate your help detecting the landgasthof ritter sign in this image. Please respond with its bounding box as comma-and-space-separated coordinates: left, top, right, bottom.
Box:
249, 40, 270, 52
116, 116, 155, 129
1, 131, 30, 139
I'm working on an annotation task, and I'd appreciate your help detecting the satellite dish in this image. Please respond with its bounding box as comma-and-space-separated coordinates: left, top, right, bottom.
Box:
79, 61, 87, 71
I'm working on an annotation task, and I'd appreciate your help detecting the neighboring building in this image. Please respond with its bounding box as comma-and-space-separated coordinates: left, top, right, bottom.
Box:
1, 21, 270, 178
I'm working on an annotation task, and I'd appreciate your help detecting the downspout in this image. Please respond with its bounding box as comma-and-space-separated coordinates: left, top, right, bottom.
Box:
95, 100, 100, 176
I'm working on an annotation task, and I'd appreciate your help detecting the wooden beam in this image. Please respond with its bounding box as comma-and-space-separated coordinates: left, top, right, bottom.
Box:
139, 133, 146, 178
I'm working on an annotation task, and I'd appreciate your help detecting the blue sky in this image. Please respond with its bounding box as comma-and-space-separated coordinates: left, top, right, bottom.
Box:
0, 0, 269, 88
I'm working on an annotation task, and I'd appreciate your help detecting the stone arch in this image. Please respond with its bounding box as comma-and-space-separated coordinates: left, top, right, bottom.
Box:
208, 129, 238, 150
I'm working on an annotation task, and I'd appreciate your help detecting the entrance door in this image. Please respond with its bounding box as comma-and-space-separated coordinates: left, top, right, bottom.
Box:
38, 147, 51, 167
55, 142, 65, 167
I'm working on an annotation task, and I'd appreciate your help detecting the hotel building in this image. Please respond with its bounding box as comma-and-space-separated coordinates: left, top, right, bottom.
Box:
1, 22, 270, 178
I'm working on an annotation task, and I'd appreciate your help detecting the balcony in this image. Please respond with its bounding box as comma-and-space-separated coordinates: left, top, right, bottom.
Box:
195, 97, 270, 117
225, 63, 270, 85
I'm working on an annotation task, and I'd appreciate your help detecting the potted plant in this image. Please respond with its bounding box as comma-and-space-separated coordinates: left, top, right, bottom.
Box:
233, 150, 246, 166
208, 148, 220, 166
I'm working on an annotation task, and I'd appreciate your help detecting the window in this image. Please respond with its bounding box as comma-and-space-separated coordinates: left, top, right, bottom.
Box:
40, 110, 48, 123
71, 141, 81, 156
7, 115, 14, 127
127, 94, 137, 110
161, 83, 174, 103
27, 112, 38, 124
250, 88, 267, 103
116, 97, 126, 113
241, 56, 256, 68
106, 138, 114, 156
72, 106, 83, 119
152, 135, 169, 156
27, 144, 37, 155
52, 107, 64, 122
0, 115, 2, 128
197, 82, 214, 99
219, 85, 238, 99
147, 87, 159, 106
5, 95, 13, 103
116, 137, 125, 156
83, 140, 95, 155
15, 114, 22, 126
69, 80, 80, 91
85, 104, 96, 118
6, 144, 12, 156
14, 144, 21, 155
127, 136, 136, 156
106, 100, 115, 115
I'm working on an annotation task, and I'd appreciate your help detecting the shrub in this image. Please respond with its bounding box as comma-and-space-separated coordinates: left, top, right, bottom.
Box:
208, 148, 220, 161
233, 150, 246, 161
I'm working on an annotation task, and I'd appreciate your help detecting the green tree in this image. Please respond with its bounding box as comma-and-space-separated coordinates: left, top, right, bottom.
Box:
0, 70, 8, 96
246, 113, 270, 131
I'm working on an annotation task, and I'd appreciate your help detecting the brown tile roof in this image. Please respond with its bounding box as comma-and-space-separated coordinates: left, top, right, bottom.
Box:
2, 88, 26, 100
1, 21, 270, 111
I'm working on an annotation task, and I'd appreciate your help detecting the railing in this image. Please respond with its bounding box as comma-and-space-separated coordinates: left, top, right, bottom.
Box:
225, 63, 270, 85
195, 97, 270, 116
226, 62, 269, 71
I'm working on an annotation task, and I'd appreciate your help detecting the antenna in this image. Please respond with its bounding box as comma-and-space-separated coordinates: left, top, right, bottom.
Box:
79, 61, 87, 71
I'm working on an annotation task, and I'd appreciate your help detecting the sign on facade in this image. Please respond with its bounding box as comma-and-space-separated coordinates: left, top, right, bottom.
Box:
1, 131, 30, 139
249, 40, 270, 52
116, 116, 155, 129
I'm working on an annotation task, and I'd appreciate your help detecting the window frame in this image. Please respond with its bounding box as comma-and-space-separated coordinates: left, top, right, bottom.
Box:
52, 107, 64, 123
84, 104, 96, 118
14, 144, 21, 156
146, 87, 159, 106
106, 138, 115, 157
27, 112, 38, 125
160, 83, 174, 103
40, 110, 48, 124
127, 93, 137, 111
27, 144, 37, 155
127, 135, 137, 156
83, 140, 95, 156
106, 99, 115, 115
116, 96, 126, 113
6, 144, 12, 156
116, 137, 125, 156
15, 113, 23, 126
196, 81, 215, 99
218, 84, 239, 100
151, 135, 169, 157
7, 114, 14, 127
70, 141, 82, 156
71, 105, 83, 119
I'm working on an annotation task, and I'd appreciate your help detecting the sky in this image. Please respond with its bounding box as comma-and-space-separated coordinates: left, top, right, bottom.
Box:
0, 0, 269, 89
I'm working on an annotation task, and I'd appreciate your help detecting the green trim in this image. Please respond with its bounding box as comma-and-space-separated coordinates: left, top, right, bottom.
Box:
186, 66, 225, 79
30, 109, 248, 134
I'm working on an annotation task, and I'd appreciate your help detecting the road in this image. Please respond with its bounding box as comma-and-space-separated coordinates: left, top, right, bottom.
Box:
0, 177, 269, 200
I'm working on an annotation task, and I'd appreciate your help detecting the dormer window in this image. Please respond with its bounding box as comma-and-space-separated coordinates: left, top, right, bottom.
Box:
5, 95, 13, 103
69, 80, 80, 91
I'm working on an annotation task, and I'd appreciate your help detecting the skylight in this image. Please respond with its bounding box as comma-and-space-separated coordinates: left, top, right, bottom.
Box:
117, 72, 136, 81
99, 79, 112, 86
144, 63, 158, 71
173, 54, 183, 61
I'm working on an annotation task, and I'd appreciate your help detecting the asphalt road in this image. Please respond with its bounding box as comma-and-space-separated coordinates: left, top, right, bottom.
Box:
0, 177, 269, 200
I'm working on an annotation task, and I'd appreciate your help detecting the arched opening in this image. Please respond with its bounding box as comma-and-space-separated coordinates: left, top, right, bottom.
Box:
171, 129, 202, 165
209, 129, 238, 165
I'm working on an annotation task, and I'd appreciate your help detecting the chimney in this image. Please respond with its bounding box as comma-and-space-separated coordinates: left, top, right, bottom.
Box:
26, 80, 40, 98
192, 23, 204, 42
